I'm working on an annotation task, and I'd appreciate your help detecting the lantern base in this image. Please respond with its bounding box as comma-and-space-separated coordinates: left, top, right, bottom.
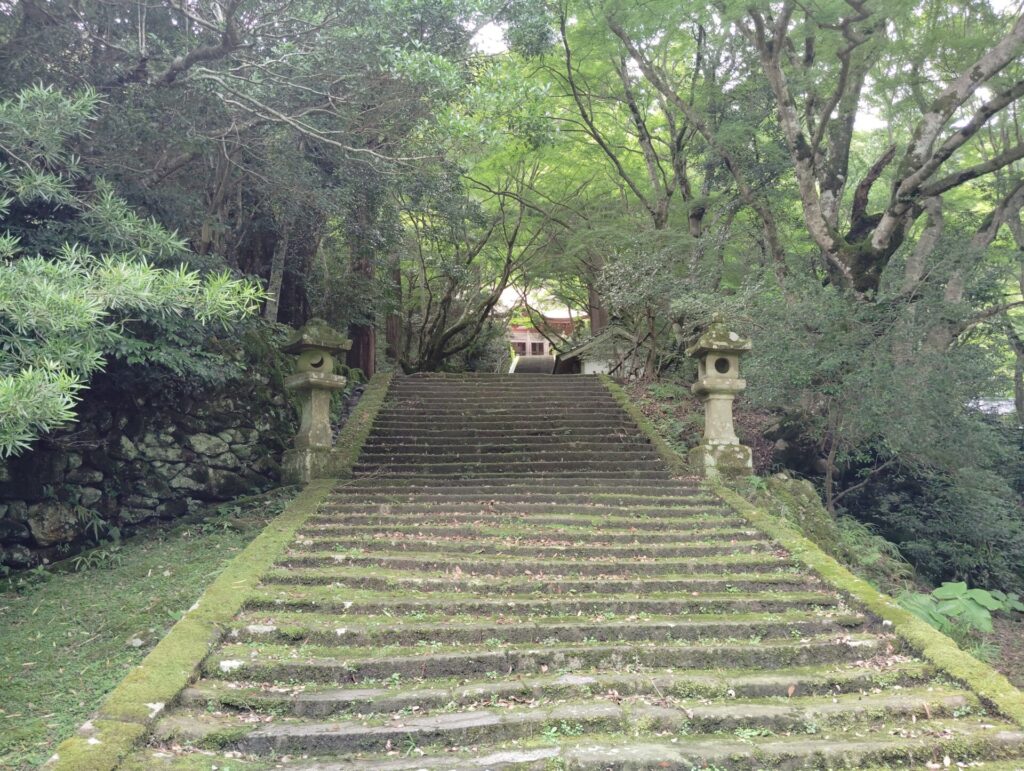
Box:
283, 448, 340, 485
688, 441, 752, 479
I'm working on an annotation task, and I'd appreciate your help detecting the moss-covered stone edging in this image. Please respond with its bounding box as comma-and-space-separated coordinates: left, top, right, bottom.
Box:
46, 373, 394, 770
598, 375, 690, 477
603, 378, 1024, 730
329, 372, 393, 478
714, 484, 1024, 729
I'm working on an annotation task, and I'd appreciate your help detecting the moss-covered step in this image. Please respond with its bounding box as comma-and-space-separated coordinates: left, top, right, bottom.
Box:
256, 569, 819, 595
362, 436, 653, 448
199, 634, 884, 684
291, 535, 774, 560
274, 551, 796, 576
221, 609, 865, 647
357, 448, 664, 462
130, 721, 1024, 771
305, 509, 747, 528
328, 480, 711, 494
152, 687, 980, 757
242, 588, 842, 616
178, 659, 937, 717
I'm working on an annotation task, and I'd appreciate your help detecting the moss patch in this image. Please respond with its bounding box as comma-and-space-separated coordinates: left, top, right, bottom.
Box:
748, 477, 845, 557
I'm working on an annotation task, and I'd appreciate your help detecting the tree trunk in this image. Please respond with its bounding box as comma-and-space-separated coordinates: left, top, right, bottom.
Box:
385, 261, 402, 361
349, 324, 376, 378
1016, 356, 1024, 429
262, 229, 289, 323
1009, 325, 1024, 428
346, 192, 378, 378
587, 283, 609, 335
585, 253, 608, 335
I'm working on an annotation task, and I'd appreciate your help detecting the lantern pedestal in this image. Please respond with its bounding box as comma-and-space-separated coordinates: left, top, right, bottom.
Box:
685, 316, 753, 479
281, 319, 352, 485
283, 371, 348, 484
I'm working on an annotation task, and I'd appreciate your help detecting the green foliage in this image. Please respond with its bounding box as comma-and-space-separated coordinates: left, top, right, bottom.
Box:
740, 272, 1024, 591
899, 582, 1024, 652
833, 515, 915, 591
70, 546, 124, 572
0, 85, 264, 457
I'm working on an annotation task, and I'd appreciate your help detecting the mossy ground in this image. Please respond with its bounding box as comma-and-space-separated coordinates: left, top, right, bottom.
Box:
0, 489, 294, 770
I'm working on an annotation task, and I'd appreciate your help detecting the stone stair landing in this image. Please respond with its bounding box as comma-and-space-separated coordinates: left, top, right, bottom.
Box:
131, 373, 1024, 769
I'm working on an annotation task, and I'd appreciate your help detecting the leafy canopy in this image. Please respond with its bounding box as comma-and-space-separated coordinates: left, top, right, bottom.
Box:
0, 85, 263, 457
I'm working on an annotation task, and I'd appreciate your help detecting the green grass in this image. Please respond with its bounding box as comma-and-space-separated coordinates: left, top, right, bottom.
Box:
0, 489, 295, 770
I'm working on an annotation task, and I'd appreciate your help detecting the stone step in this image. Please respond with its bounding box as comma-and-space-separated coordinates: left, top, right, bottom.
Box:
276, 551, 792, 576
329, 476, 702, 490
378, 397, 623, 407
292, 535, 774, 559
352, 464, 673, 478
364, 427, 639, 440
362, 438, 652, 451
325, 489, 716, 504
287, 723, 1024, 771
306, 510, 747, 529
154, 688, 976, 758
313, 508, 734, 524
373, 409, 628, 420
387, 386, 610, 395
323, 493, 722, 506
368, 415, 634, 427
387, 387, 614, 395
369, 424, 638, 434
322, 495, 722, 509
179, 659, 935, 717
226, 610, 865, 647
389, 380, 606, 389
202, 634, 882, 684
357, 454, 665, 469
295, 523, 761, 543
258, 568, 818, 595
380, 400, 622, 411
358, 448, 662, 462
244, 590, 842, 616
351, 466, 674, 479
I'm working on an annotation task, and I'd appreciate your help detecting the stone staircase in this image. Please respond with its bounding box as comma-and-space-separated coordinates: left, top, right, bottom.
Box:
135, 374, 1024, 769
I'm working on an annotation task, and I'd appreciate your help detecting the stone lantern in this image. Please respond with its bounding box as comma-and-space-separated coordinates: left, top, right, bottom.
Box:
685, 314, 753, 478
281, 319, 352, 483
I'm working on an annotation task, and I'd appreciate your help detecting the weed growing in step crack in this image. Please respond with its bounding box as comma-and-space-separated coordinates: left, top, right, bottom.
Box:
733, 726, 775, 743
541, 722, 585, 741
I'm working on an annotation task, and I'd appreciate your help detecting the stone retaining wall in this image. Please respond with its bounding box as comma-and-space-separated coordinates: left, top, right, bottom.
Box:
0, 369, 295, 571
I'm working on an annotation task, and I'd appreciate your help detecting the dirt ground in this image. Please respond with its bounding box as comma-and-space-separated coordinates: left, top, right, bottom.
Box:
994, 615, 1024, 687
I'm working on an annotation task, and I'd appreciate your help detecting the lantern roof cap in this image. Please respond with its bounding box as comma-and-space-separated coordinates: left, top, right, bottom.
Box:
282, 318, 352, 355
685, 313, 752, 357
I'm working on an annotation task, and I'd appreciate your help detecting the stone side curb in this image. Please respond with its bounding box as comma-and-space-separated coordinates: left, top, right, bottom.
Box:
598, 375, 690, 477
603, 377, 1024, 730
327, 372, 393, 479
46, 372, 394, 770
714, 485, 1024, 730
